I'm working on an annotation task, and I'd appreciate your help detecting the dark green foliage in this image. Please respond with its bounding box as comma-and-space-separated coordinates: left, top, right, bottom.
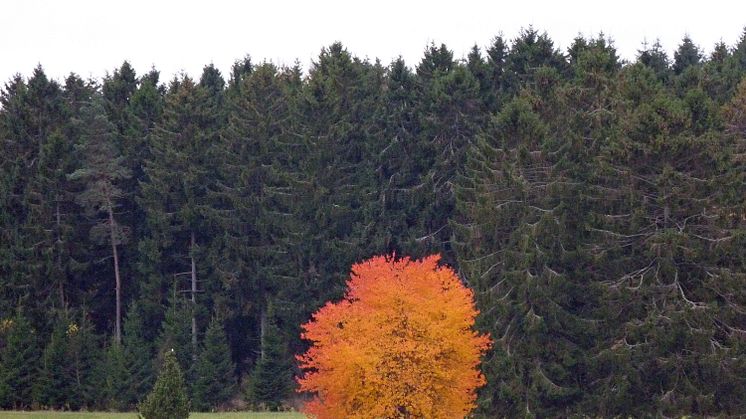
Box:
455, 93, 599, 417
289, 42, 388, 310
33, 316, 71, 408
503, 27, 568, 92
245, 309, 293, 410
229, 55, 253, 91
2, 30, 746, 416
588, 72, 746, 416
0, 311, 39, 408
732, 28, 746, 73
33, 313, 101, 409
139, 74, 223, 362
157, 296, 193, 372
139, 349, 190, 419
122, 303, 155, 407
673, 36, 702, 75
65, 313, 103, 409
638, 39, 671, 82
191, 317, 236, 411
97, 341, 129, 410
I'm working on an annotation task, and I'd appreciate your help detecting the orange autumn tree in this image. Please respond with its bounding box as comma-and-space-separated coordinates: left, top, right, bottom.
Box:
297, 254, 491, 419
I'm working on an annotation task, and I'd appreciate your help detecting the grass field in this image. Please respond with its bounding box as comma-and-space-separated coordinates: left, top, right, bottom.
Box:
0, 412, 305, 419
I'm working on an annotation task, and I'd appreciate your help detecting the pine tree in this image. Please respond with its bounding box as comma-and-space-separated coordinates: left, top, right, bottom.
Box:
455, 95, 582, 417
701, 41, 734, 104
484, 34, 508, 110
68, 95, 131, 344
731, 27, 746, 74
414, 47, 486, 265
228, 55, 253, 92
191, 316, 236, 411
454, 49, 613, 412
374, 57, 424, 258
102, 61, 137, 136
139, 349, 190, 419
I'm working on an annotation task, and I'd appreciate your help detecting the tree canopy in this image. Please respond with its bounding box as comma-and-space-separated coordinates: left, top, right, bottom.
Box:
297, 255, 490, 419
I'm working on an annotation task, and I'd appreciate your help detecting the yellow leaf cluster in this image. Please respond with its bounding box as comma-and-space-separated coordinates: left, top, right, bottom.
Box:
0, 318, 13, 333
66, 322, 79, 336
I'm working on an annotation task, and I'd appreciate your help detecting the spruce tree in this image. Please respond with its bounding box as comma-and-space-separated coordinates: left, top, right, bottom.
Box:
503, 28, 568, 92
673, 36, 702, 75
1, 67, 74, 324
637, 39, 671, 82
139, 75, 223, 360
98, 340, 129, 410
191, 316, 236, 411
0, 311, 40, 409
64, 312, 103, 409
157, 295, 193, 372
139, 349, 190, 419
211, 62, 301, 377
34, 315, 72, 408
122, 303, 155, 407
701, 41, 734, 104
589, 59, 746, 416
414, 48, 485, 265
454, 40, 616, 411
246, 309, 292, 410
375, 57, 423, 257
292, 43, 387, 313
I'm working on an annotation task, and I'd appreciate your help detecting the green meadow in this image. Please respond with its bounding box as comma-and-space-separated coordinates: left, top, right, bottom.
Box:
0, 413, 304, 419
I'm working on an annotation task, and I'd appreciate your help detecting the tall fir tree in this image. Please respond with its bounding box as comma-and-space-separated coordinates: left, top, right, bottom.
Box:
589, 60, 746, 416
139, 74, 223, 361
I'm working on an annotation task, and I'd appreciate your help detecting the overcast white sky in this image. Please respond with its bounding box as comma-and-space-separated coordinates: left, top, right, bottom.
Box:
1, 0, 744, 84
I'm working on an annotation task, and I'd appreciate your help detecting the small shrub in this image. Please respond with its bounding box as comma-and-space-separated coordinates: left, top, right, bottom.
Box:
138, 349, 190, 419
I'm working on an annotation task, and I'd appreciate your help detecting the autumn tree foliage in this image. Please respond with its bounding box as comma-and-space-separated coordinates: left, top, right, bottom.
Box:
297, 254, 490, 419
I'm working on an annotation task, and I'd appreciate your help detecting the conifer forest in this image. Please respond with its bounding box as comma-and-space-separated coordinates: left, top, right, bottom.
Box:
1, 27, 746, 417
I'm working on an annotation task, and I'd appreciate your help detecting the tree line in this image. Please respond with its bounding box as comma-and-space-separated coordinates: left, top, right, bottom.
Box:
0, 28, 745, 416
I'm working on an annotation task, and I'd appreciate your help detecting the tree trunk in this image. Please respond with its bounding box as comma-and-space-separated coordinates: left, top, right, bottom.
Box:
56, 200, 65, 308
191, 230, 198, 360
108, 202, 122, 345
260, 305, 268, 361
